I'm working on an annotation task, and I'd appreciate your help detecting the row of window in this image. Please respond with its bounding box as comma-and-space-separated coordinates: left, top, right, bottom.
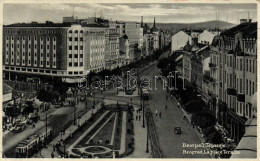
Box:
5, 66, 60, 75
225, 56, 256, 74
69, 30, 83, 33
5, 58, 56, 66
69, 54, 83, 58
6, 36, 56, 41
6, 43, 56, 50
68, 71, 83, 75
6, 51, 56, 58
68, 62, 83, 67
5, 30, 63, 34
69, 37, 83, 41
69, 46, 83, 50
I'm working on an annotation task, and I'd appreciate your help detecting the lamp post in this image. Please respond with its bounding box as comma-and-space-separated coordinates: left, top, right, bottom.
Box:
130, 98, 133, 107
63, 142, 67, 158
145, 108, 150, 153
142, 99, 146, 128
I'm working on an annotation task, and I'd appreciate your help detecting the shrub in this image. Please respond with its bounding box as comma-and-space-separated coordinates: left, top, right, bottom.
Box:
89, 139, 94, 144
105, 139, 110, 144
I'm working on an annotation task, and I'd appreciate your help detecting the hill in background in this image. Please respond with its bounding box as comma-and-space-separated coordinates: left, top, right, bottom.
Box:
148, 20, 236, 34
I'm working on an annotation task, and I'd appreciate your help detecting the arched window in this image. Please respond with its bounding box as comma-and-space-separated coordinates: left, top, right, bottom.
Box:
69, 30, 72, 33
80, 30, 83, 33
74, 30, 78, 33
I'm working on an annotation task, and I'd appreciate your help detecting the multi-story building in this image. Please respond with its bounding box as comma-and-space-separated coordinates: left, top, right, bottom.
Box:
3, 21, 108, 83
209, 20, 257, 143
105, 27, 120, 70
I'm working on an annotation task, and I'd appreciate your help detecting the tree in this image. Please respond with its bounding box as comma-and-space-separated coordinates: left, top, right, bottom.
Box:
53, 82, 69, 96
184, 99, 204, 113
192, 112, 216, 128
157, 58, 168, 69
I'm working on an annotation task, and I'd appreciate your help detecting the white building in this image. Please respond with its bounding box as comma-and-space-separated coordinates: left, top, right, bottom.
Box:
171, 31, 192, 52
198, 30, 217, 45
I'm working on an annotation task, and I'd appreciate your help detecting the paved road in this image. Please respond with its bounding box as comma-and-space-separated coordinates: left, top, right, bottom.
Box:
95, 51, 210, 158
3, 95, 92, 158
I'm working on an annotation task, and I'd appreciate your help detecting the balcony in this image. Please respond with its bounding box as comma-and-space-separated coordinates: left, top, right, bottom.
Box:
227, 88, 237, 96
236, 94, 245, 102
209, 63, 217, 68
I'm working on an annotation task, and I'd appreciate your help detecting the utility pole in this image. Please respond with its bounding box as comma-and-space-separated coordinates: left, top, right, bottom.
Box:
142, 99, 145, 128
45, 110, 48, 147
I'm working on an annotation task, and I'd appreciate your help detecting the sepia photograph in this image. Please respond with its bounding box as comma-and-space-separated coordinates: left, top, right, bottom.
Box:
1, 1, 258, 159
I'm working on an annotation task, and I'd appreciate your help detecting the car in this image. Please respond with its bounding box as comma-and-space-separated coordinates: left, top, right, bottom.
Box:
174, 127, 181, 134
12, 123, 26, 133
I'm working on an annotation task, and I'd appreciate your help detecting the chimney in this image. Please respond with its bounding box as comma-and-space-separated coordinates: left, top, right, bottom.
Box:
240, 19, 248, 24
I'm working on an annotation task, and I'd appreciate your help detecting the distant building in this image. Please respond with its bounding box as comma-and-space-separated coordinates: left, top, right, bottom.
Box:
198, 30, 217, 45
171, 31, 192, 52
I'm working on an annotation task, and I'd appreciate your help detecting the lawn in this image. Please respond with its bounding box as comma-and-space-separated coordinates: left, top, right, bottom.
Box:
91, 113, 116, 144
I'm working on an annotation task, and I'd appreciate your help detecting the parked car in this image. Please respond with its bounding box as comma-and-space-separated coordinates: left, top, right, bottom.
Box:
174, 127, 181, 134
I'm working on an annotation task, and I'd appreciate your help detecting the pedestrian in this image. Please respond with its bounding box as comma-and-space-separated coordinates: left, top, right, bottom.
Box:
136, 115, 138, 120
165, 104, 167, 109
192, 122, 195, 128
159, 112, 161, 118
53, 145, 55, 152
171, 94, 173, 100
139, 115, 141, 121
155, 110, 158, 116
183, 114, 186, 120
166, 95, 168, 101
178, 102, 180, 108
51, 152, 54, 158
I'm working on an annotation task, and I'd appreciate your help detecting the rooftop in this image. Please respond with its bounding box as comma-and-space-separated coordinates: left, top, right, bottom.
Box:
221, 22, 257, 38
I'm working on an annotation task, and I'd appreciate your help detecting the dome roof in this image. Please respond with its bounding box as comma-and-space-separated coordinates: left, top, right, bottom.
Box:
183, 41, 192, 52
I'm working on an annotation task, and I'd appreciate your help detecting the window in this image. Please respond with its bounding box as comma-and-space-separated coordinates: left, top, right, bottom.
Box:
12, 44, 14, 48
80, 62, 83, 66
80, 46, 83, 50
47, 45, 49, 50
80, 30, 83, 33
6, 44, 8, 48
53, 54, 56, 58
35, 44, 37, 49
246, 79, 248, 94
29, 52, 31, 56
69, 62, 72, 66
253, 60, 255, 73
34, 37, 37, 41
80, 54, 83, 58
6, 37, 9, 40
53, 62, 56, 66
74, 54, 78, 58
40, 53, 43, 57
40, 61, 43, 65
69, 54, 72, 58
47, 37, 50, 41
240, 59, 242, 71
29, 44, 31, 49
47, 53, 49, 57
74, 37, 78, 41
23, 52, 25, 56
246, 59, 248, 71
80, 37, 83, 41
53, 37, 56, 41
74, 62, 78, 66
74, 30, 78, 33
249, 60, 252, 72
41, 45, 43, 49
252, 82, 255, 94
69, 37, 72, 41
69, 30, 72, 33
54, 45, 56, 50
240, 79, 242, 93
249, 80, 251, 96
74, 46, 78, 50
23, 44, 25, 48
69, 46, 72, 50
47, 61, 49, 65
28, 60, 31, 64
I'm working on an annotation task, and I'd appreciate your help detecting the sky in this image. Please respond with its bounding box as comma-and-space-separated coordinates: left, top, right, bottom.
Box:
3, 3, 257, 25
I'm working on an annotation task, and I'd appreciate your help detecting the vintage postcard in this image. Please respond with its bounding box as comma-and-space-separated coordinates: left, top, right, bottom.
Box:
1, 0, 258, 159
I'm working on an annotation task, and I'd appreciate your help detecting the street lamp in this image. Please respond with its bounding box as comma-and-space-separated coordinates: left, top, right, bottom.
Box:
130, 98, 133, 107
146, 111, 149, 153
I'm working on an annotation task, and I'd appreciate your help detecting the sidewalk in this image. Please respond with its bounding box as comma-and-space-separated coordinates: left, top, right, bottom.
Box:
125, 106, 151, 158
37, 102, 102, 158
